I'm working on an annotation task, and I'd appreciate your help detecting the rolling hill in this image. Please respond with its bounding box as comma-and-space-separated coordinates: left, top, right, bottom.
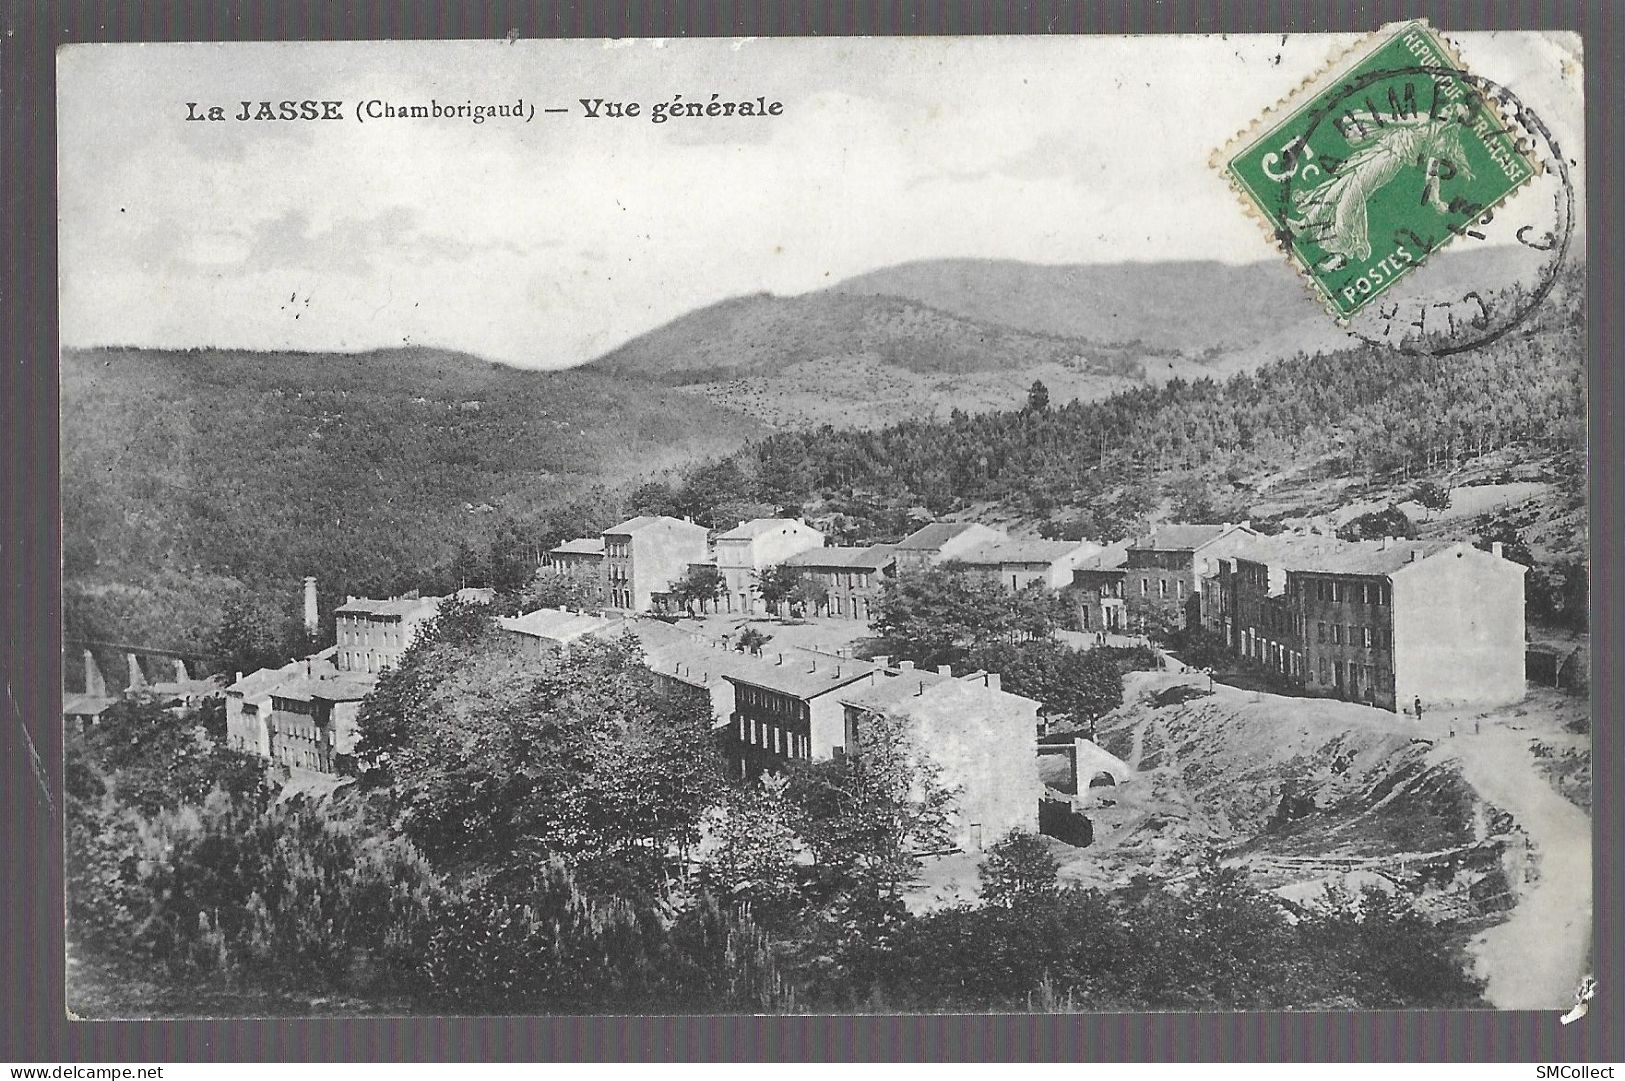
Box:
60, 346, 765, 653
587, 246, 1555, 428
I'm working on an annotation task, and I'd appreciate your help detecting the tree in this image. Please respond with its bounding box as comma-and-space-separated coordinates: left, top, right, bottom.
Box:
1410, 480, 1451, 519
669, 564, 726, 615
736, 626, 773, 654
517, 568, 606, 613
700, 773, 806, 926
978, 830, 1059, 907
208, 591, 295, 677
754, 563, 803, 616
870, 565, 1065, 669
355, 627, 725, 882
1026, 380, 1050, 412
789, 574, 830, 617
968, 639, 1123, 728
788, 708, 957, 910
1336, 505, 1415, 542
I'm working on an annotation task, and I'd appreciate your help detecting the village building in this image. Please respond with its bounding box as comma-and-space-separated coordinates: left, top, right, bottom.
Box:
892, 521, 1008, 575
265, 664, 377, 773
723, 648, 878, 779
334, 595, 442, 674
1212, 535, 1527, 710
601, 515, 710, 613
1123, 522, 1260, 632
543, 537, 606, 585
498, 606, 630, 656
783, 544, 897, 620
1068, 542, 1130, 633
714, 518, 825, 614
953, 538, 1101, 592
839, 663, 1043, 850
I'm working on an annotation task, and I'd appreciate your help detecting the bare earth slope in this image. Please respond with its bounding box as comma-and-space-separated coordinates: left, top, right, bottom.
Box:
1077, 671, 1590, 1008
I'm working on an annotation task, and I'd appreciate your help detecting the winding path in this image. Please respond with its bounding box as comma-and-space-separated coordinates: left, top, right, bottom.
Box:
1435, 727, 1591, 1010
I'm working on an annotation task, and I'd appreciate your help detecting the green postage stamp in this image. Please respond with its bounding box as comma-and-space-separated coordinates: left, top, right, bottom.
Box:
1221, 20, 1539, 321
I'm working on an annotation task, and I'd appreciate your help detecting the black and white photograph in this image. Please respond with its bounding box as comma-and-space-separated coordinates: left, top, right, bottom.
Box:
55, 27, 1590, 1018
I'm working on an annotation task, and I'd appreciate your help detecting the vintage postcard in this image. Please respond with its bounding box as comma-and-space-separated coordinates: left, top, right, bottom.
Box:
58, 28, 1588, 1017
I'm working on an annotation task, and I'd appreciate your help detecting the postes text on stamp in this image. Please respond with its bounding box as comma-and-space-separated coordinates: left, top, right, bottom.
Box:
1222, 20, 1538, 322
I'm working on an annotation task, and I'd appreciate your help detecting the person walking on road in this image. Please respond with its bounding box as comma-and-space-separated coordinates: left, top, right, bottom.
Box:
1414, 695, 1424, 722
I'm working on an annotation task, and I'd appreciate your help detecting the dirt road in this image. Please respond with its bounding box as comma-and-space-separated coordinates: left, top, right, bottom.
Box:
1434, 725, 1591, 1010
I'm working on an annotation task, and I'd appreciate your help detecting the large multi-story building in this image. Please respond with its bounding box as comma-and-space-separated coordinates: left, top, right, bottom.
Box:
334, 595, 442, 674
893, 521, 1008, 575
783, 545, 897, 620
714, 518, 825, 614
954, 538, 1101, 592
265, 666, 377, 773
1211, 535, 1527, 711
1123, 522, 1260, 632
839, 665, 1043, 851
601, 515, 710, 612
1068, 542, 1130, 633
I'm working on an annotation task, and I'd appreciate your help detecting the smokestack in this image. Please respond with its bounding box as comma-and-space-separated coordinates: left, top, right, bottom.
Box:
1492, 541, 1504, 558
916, 680, 925, 696
303, 576, 319, 636
1381, 536, 1393, 550
872, 655, 890, 670
985, 672, 1002, 691
776, 653, 783, 665
937, 664, 952, 677
899, 660, 914, 671
126, 653, 146, 689
1407, 550, 1420, 563
83, 650, 106, 697
809, 658, 817, 672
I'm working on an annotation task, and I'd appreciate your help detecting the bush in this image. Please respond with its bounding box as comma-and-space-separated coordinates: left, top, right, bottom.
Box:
979, 831, 1060, 907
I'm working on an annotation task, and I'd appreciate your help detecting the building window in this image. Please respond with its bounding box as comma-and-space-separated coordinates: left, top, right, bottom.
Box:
1333, 625, 1344, 644
1141, 578, 1149, 596
1317, 621, 1326, 643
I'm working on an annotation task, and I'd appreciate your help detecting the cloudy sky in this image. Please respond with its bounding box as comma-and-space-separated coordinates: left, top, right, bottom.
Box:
58, 31, 1583, 369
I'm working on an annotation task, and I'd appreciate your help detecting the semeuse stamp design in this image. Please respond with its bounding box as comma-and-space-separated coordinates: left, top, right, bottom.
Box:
1221, 21, 1539, 322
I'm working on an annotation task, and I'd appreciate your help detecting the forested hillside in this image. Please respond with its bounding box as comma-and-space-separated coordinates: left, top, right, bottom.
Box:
61, 259, 1586, 664
61, 346, 763, 658
723, 263, 1586, 532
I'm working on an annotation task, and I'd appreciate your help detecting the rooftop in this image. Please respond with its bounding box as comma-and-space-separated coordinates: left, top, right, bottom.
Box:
785, 545, 897, 570
499, 607, 629, 643
896, 522, 989, 551
1290, 539, 1463, 576
1074, 541, 1130, 573
716, 517, 816, 541
847, 675, 1040, 730
721, 645, 879, 700
269, 672, 378, 704
954, 538, 1093, 566
604, 514, 704, 535
63, 692, 118, 717
549, 537, 606, 556
228, 655, 336, 697
1129, 522, 1252, 552
335, 595, 441, 619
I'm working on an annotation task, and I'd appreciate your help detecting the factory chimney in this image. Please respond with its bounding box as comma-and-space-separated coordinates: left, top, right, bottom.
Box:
303, 576, 319, 636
